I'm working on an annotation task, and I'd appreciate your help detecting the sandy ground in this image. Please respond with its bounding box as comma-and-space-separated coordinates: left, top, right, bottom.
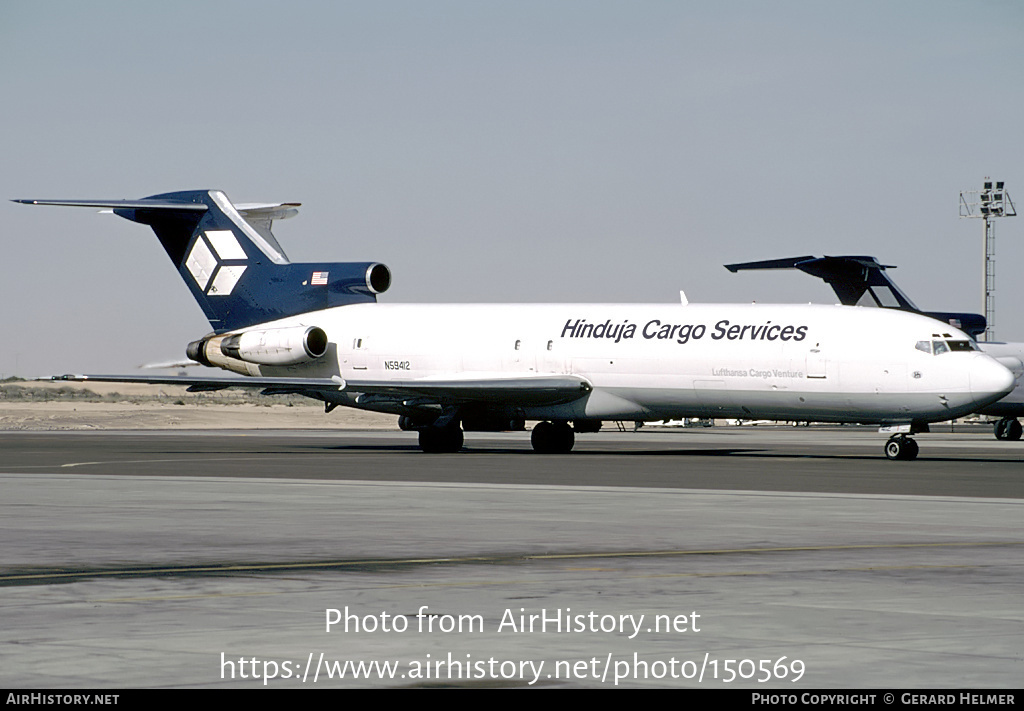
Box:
0, 381, 397, 430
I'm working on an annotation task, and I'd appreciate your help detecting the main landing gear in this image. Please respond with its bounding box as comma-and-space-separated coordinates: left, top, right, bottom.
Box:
884, 434, 919, 461
413, 417, 580, 454
417, 423, 465, 453
530, 421, 575, 454
993, 417, 1023, 441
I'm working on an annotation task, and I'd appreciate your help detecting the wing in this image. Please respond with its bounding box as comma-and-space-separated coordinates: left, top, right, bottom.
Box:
50, 373, 592, 406
50, 373, 339, 394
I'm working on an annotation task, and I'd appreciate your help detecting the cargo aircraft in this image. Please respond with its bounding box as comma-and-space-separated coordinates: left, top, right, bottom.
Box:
726, 255, 1024, 440
16, 191, 1015, 459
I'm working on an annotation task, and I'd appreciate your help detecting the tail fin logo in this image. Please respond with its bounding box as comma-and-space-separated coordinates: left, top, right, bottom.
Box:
185, 230, 248, 296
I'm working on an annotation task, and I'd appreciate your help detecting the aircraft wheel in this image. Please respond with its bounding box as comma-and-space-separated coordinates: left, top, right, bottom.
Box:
994, 417, 1022, 441
531, 421, 575, 454
531, 422, 556, 453
994, 419, 1008, 439
884, 435, 918, 461
556, 422, 576, 453
418, 425, 464, 453
904, 438, 919, 460
1009, 420, 1023, 441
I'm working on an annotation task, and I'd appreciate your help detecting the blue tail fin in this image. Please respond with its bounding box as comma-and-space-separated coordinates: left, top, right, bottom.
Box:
16, 190, 390, 332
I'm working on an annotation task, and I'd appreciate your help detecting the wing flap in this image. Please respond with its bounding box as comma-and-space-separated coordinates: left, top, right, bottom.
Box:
338, 375, 592, 406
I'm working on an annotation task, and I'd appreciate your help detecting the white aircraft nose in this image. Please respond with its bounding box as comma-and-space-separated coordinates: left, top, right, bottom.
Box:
970, 354, 1016, 404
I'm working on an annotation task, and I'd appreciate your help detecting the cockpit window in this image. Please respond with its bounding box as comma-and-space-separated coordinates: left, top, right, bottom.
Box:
924, 339, 978, 355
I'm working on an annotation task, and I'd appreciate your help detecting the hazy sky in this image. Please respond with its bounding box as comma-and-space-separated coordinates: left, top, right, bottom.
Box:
3, 1, 1023, 376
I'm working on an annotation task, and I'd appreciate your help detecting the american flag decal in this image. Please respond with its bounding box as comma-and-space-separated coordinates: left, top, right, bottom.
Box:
311, 271, 329, 285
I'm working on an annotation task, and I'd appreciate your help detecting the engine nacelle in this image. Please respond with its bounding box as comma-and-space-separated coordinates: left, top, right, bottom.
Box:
364, 263, 392, 294
188, 326, 328, 372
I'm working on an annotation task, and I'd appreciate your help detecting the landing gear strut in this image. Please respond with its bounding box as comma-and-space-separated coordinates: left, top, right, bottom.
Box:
884, 434, 919, 461
531, 421, 575, 454
993, 417, 1023, 441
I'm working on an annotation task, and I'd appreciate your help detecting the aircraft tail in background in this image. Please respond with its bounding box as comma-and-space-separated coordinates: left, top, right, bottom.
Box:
725, 255, 986, 338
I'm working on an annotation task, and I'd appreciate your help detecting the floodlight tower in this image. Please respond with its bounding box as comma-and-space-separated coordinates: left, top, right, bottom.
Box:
960, 179, 1016, 341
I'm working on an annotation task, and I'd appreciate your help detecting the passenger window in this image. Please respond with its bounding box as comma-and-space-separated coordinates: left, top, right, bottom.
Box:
915, 341, 931, 354
932, 341, 949, 355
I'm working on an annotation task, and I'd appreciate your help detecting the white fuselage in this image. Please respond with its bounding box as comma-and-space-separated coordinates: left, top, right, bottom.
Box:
230, 302, 1014, 424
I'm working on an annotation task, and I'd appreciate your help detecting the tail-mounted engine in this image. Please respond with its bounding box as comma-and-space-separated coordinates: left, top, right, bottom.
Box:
188, 325, 329, 373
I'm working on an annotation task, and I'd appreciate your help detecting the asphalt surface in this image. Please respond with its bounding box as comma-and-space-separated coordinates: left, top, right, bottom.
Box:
1, 426, 1022, 688
2, 425, 1022, 497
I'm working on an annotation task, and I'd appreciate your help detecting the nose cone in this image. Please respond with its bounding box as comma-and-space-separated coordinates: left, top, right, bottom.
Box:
970, 354, 1017, 405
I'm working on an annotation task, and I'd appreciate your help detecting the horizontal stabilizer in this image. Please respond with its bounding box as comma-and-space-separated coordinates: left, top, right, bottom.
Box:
725, 255, 896, 275
725, 255, 818, 272
13, 198, 208, 211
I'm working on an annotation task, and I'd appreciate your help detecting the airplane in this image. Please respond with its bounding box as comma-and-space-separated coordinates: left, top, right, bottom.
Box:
14, 190, 1016, 460
725, 255, 1024, 440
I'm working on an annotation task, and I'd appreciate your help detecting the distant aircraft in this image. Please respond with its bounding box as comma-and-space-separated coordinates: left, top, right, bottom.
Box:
15, 192, 1015, 459
726, 255, 1024, 440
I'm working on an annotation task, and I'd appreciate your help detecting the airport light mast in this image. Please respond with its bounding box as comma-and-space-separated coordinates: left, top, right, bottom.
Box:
960, 179, 1016, 341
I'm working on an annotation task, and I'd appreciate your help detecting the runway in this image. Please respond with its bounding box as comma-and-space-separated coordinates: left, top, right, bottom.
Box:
3, 425, 1023, 496
1, 427, 1022, 688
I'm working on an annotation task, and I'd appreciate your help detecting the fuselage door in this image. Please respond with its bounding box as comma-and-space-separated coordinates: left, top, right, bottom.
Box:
806, 346, 827, 379
346, 336, 369, 371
